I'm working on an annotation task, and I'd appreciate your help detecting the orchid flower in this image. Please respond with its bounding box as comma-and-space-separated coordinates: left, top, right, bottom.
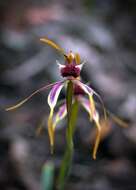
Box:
6, 38, 107, 159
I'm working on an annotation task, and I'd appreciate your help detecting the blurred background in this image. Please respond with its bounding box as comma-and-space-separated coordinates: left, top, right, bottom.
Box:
0, 0, 136, 189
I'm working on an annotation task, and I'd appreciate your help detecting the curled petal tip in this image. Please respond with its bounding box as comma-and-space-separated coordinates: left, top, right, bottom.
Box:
40, 38, 49, 44
5, 82, 58, 112
40, 38, 45, 42
92, 117, 101, 161
5, 99, 28, 111
5, 108, 11, 111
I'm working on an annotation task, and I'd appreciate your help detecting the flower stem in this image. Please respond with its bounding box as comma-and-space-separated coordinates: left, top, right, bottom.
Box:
66, 80, 74, 149
57, 80, 78, 190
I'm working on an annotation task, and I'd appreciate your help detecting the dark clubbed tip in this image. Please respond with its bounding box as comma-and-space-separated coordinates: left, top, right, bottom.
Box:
60, 63, 80, 78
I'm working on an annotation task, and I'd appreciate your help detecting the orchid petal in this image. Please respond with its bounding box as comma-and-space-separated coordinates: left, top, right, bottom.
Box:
73, 80, 96, 120
40, 38, 66, 56
48, 82, 64, 110
6, 81, 62, 111
85, 84, 107, 121
78, 96, 95, 121
73, 80, 90, 94
75, 53, 81, 64
79, 96, 101, 159
53, 103, 67, 130
74, 80, 107, 121
89, 96, 95, 121
67, 51, 75, 63
47, 82, 64, 152
56, 61, 66, 69
48, 103, 67, 151
92, 111, 101, 160
75, 63, 84, 71
78, 96, 90, 114
108, 111, 128, 128
48, 109, 55, 154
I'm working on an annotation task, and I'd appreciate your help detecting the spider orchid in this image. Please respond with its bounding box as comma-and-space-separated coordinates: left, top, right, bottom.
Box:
6, 38, 106, 159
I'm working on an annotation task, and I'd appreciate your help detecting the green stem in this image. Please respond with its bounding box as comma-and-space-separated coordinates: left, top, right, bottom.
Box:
66, 81, 74, 149
57, 81, 78, 190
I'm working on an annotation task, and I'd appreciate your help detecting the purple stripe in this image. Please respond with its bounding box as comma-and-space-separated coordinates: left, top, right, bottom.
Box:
50, 82, 62, 104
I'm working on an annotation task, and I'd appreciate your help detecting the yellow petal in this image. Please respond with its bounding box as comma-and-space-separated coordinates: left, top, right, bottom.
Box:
67, 51, 74, 63
89, 95, 96, 121
92, 112, 101, 160
40, 38, 66, 56
75, 53, 81, 64
48, 109, 55, 154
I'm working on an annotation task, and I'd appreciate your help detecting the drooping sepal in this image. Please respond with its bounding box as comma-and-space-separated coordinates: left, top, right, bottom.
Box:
92, 111, 101, 160
79, 96, 101, 159
47, 81, 64, 152
6, 81, 62, 111
53, 103, 67, 130
73, 80, 96, 120
48, 109, 54, 154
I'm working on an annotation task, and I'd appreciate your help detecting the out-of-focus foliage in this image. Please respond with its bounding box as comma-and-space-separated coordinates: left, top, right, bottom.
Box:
41, 161, 54, 190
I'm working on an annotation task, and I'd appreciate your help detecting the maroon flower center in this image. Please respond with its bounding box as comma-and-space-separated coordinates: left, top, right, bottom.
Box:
74, 84, 85, 95
60, 62, 81, 78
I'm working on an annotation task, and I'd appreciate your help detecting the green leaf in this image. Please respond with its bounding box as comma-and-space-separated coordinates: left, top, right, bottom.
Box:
57, 147, 73, 190
41, 161, 55, 190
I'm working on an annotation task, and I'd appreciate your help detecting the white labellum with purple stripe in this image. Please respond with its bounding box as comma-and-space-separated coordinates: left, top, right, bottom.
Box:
48, 81, 64, 110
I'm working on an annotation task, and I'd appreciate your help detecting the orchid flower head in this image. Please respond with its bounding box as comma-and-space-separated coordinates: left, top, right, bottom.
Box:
40, 37, 83, 78
6, 37, 127, 160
